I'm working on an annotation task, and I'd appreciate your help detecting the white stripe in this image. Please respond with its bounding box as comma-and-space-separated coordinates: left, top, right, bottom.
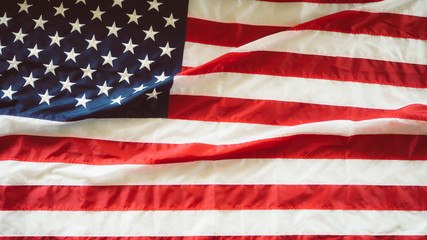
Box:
2, 210, 426, 236
183, 42, 232, 68
356, 0, 427, 18
235, 30, 427, 65
1, 159, 426, 186
183, 31, 427, 68
172, 73, 427, 110
2, 116, 427, 144
188, 0, 365, 26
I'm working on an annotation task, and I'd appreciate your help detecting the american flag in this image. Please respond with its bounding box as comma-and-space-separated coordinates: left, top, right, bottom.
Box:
0, 0, 426, 239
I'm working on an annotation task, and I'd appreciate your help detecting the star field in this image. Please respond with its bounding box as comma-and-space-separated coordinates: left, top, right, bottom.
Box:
0, 0, 188, 121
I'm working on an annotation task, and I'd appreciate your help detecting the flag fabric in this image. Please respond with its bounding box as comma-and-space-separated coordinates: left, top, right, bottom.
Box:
0, 0, 426, 239
0, 0, 188, 120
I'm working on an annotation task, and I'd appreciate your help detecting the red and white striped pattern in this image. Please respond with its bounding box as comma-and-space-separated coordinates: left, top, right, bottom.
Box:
173, 0, 427, 125
171, 0, 427, 239
182, 0, 388, 69
1, 0, 427, 239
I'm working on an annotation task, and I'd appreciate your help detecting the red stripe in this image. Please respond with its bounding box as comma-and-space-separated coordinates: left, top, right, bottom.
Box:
186, 18, 289, 47
169, 95, 427, 125
1, 134, 427, 165
1, 184, 425, 211
294, 11, 427, 40
0, 236, 424, 240
180, 66, 193, 72
178, 51, 427, 88
185, 8, 426, 50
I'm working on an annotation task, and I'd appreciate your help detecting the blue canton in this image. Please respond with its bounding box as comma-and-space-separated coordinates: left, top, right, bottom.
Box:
0, 0, 188, 121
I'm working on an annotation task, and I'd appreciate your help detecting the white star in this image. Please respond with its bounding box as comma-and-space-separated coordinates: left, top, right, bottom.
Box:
1, 86, 17, 100
101, 51, 117, 67
23, 72, 39, 88
54, 3, 68, 17
159, 42, 175, 58
76, 0, 86, 4
38, 90, 54, 105
7, 56, 21, 71
49, 31, 64, 46
111, 95, 125, 105
27, 44, 42, 59
18, 0, 33, 14
33, 15, 48, 30
13, 29, 27, 43
143, 26, 158, 41
118, 68, 133, 84
75, 94, 91, 108
127, 10, 141, 24
122, 39, 138, 54
64, 48, 80, 62
112, 0, 124, 7
97, 81, 112, 96
154, 72, 169, 83
81, 64, 96, 79
86, 35, 101, 50
138, 55, 154, 70
164, 13, 178, 28
133, 84, 147, 93
69, 19, 85, 33
0, 13, 12, 27
0, 41, 5, 55
106, 22, 121, 37
60, 77, 75, 92
146, 88, 161, 99
147, 0, 162, 11
43, 60, 58, 75
91, 6, 105, 21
